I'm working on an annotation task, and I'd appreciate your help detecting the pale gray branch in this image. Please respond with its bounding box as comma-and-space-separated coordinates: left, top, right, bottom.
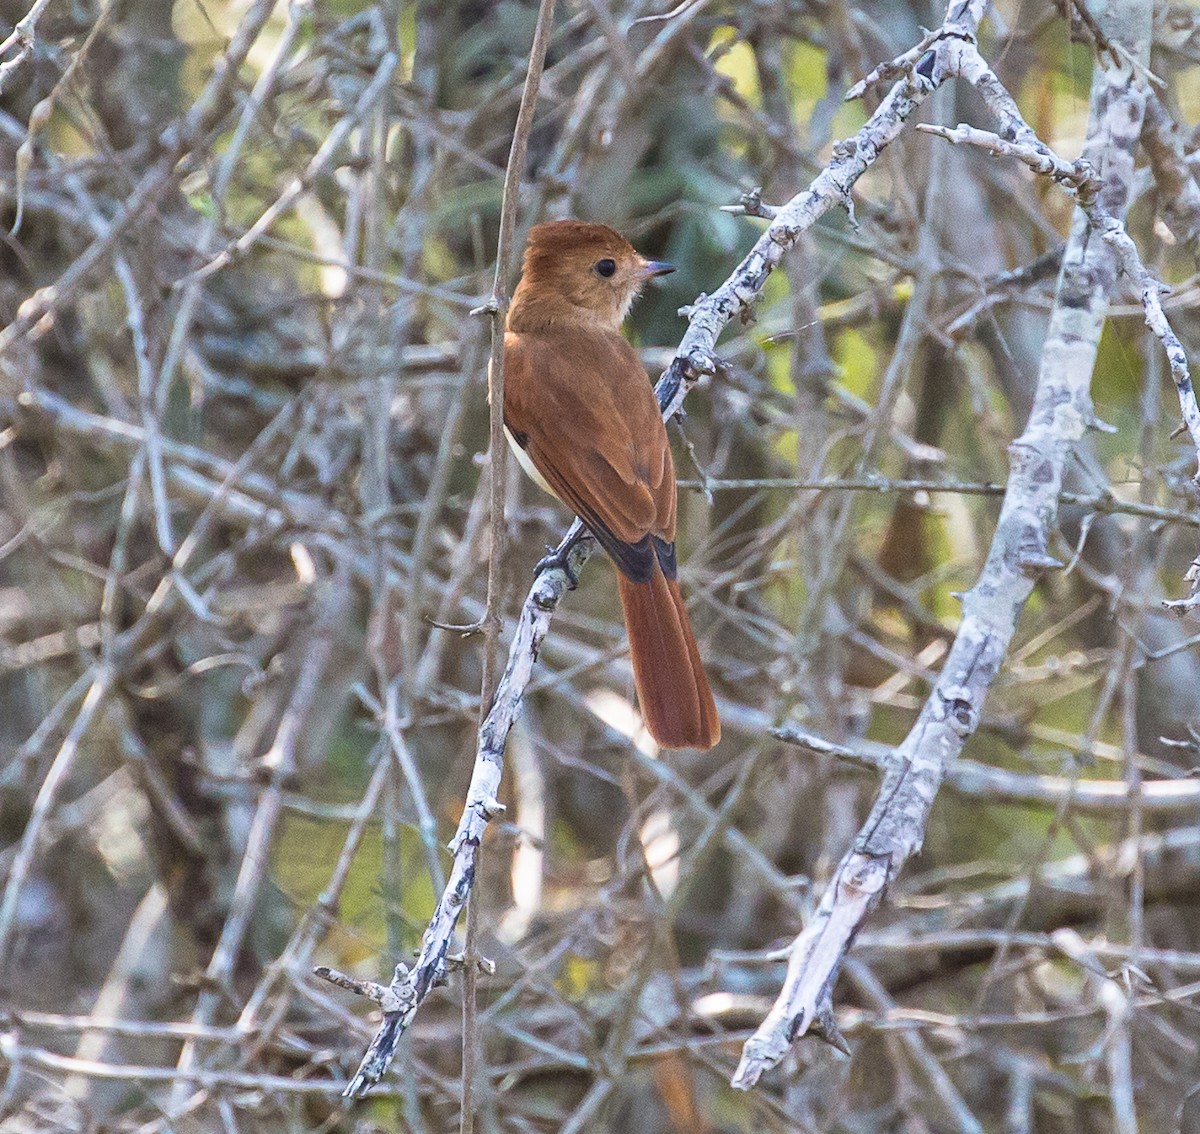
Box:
733, 0, 1154, 1089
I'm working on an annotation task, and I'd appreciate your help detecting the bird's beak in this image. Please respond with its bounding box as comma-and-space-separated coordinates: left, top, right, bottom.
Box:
641, 260, 676, 278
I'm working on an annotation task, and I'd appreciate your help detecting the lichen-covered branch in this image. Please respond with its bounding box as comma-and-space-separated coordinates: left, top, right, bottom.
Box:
326, 0, 558, 1094
733, 0, 1154, 1089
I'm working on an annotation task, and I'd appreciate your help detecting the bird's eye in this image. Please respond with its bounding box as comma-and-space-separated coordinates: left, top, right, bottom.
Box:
594, 258, 617, 278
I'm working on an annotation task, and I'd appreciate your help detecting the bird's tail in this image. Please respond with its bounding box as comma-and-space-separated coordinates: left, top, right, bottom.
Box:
616, 564, 720, 749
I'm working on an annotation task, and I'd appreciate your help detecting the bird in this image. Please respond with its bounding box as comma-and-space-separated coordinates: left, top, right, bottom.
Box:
501, 219, 720, 750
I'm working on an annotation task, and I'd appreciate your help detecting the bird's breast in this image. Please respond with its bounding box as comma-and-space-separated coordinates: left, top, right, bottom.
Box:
505, 424, 557, 498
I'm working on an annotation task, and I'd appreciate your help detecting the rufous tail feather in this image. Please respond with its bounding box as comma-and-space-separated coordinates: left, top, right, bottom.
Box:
616, 564, 720, 749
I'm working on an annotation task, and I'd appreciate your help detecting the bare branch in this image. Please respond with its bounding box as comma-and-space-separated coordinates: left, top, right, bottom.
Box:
733, 0, 1154, 1088
776, 724, 1200, 815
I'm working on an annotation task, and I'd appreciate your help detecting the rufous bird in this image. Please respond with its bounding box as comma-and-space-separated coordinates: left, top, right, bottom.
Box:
502, 220, 720, 749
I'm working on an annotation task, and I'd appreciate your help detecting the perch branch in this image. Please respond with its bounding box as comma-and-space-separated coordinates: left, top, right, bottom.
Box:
332, 0, 557, 1097
326, 0, 995, 1096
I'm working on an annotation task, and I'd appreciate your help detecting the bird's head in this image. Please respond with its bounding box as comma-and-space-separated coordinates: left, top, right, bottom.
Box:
509, 220, 675, 331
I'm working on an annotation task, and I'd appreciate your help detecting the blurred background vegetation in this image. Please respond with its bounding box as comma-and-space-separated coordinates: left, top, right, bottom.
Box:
2, 0, 1200, 1130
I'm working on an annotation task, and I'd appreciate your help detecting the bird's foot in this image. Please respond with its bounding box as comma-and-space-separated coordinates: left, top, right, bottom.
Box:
535, 543, 580, 589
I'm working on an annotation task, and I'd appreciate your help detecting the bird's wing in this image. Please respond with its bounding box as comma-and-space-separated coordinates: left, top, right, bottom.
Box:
503, 329, 677, 582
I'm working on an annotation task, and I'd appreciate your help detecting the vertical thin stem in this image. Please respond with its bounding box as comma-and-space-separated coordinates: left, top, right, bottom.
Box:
464, 0, 558, 1130
479, 0, 558, 701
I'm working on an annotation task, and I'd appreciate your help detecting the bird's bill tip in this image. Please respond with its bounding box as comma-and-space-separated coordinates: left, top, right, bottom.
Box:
641, 259, 676, 278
